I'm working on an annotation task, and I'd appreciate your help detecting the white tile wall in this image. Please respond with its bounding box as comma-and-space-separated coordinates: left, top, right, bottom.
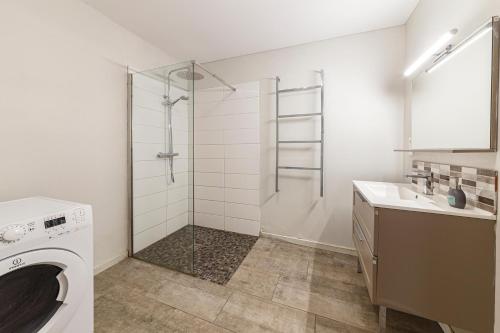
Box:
133, 207, 167, 235
132, 78, 260, 250
225, 217, 260, 236
195, 212, 225, 230
133, 223, 166, 253
225, 174, 259, 190
193, 81, 261, 236
194, 199, 225, 216
225, 202, 260, 220
132, 75, 190, 252
224, 188, 260, 205
194, 172, 224, 187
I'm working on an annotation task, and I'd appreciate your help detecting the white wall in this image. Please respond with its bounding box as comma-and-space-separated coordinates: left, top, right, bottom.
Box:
203, 26, 406, 251
404, 1, 500, 332
193, 82, 261, 236
131, 73, 190, 252
0, 0, 175, 272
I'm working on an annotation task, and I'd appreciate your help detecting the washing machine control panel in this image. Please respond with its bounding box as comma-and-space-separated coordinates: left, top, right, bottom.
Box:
0, 207, 89, 245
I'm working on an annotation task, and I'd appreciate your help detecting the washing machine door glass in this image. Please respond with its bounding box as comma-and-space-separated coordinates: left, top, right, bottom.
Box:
0, 249, 88, 333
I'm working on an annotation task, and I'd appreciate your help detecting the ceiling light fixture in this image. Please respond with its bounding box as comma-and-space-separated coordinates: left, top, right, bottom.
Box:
403, 29, 458, 77
426, 23, 492, 74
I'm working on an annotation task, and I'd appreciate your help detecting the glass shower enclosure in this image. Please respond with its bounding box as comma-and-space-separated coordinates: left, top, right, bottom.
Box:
128, 61, 196, 274
128, 60, 242, 277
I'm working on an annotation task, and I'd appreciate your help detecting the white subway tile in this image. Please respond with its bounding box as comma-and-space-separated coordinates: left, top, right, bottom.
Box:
196, 88, 225, 103
168, 186, 189, 204
225, 188, 259, 205
225, 174, 260, 190
194, 186, 225, 201
224, 144, 260, 159
173, 130, 189, 145
133, 191, 168, 215
172, 114, 189, 131
194, 172, 224, 187
133, 207, 166, 234
172, 158, 189, 173
133, 143, 163, 161
167, 213, 189, 235
168, 172, 189, 189
194, 115, 225, 131
194, 145, 225, 159
132, 88, 163, 112
194, 212, 225, 230
194, 159, 224, 173
194, 130, 224, 144
133, 161, 166, 179
223, 113, 259, 130
133, 106, 163, 127
219, 97, 259, 115
194, 101, 222, 118
167, 199, 189, 219
225, 217, 260, 236
133, 125, 164, 143
224, 129, 259, 144
134, 176, 168, 197
194, 199, 225, 216
133, 223, 166, 253
133, 75, 164, 96
225, 159, 259, 174
225, 202, 260, 221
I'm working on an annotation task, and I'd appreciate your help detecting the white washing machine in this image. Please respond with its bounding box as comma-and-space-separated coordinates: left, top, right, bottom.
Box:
0, 197, 93, 333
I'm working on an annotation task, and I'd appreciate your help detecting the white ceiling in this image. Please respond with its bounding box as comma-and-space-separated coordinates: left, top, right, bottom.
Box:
83, 0, 419, 63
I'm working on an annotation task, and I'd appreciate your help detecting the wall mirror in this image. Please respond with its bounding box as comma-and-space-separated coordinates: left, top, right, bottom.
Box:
410, 17, 499, 152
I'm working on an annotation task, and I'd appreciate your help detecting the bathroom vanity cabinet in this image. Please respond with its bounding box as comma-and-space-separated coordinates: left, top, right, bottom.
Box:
352, 186, 495, 333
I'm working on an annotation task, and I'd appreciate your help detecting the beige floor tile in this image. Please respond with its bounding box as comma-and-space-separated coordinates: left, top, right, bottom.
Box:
278, 274, 371, 305
272, 282, 379, 332
94, 274, 116, 300
226, 266, 280, 300
241, 249, 309, 279
146, 277, 232, 322
316, 315, 373, 333
215, 291, 315, 333
94, 284, 229, 333
307, 260, 366, 287
252, 237, 278, 253
97, 258, 178, 292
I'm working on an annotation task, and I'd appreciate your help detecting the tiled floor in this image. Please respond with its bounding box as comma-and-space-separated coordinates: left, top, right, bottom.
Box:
95, 237, 443, 333
134, 225, 258, 284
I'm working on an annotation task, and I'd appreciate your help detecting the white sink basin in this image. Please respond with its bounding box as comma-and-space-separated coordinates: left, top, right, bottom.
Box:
353, 180, 496, 220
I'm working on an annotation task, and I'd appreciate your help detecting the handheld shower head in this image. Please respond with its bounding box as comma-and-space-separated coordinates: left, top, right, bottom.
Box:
163, 95, 189, 106
172, 95, 189, 105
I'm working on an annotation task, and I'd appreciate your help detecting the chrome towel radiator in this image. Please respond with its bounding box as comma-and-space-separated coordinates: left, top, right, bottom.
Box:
275, 70, 324, 197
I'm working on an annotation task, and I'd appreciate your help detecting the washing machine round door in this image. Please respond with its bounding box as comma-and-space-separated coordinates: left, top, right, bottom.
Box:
0, 249, 89, 333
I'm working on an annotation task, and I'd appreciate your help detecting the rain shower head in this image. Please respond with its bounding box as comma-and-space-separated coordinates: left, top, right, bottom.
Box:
176, 69, 205, 81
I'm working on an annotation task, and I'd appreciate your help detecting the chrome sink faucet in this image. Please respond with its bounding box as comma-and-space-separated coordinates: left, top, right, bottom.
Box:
406, 171, 434, 195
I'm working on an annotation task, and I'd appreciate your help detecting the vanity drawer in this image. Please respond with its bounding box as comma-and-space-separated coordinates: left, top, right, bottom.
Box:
353, 189, 376, 253
353, 216, 376, 303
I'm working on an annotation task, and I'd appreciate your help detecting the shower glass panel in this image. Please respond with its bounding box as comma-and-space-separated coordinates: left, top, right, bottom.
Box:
130, 61, 195, 275
130, 61, 258, 283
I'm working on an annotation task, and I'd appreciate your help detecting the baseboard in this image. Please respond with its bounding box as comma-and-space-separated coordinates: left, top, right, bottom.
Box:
93, 251, 128, 275
260, 232, 357, 256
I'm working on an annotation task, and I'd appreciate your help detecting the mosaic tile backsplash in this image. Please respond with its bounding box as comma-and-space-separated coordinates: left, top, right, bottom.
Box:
412, 160, 498, 214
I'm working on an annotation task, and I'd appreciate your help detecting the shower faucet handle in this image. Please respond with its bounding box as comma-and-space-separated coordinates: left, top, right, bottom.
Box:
157, 152, 179, 159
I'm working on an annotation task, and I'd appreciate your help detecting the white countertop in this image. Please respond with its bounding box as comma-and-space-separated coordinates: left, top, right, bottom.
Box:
353, 180, 496, 221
